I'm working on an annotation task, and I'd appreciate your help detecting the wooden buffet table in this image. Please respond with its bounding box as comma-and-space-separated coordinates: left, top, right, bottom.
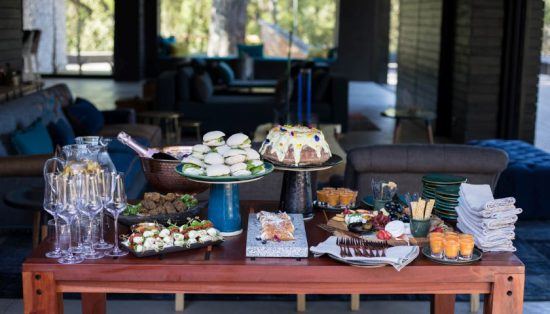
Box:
22, 200, 525, 314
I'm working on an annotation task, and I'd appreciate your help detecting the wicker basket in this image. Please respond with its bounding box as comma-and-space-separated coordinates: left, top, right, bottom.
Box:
140, 146, 208, 195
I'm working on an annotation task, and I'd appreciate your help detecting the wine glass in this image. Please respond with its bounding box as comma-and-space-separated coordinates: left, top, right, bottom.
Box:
43, 173, 64, 258
95, 169, 113, 250
105, 172, 128, 257
57, 175, 84, 264
79, 174, 105, 260
70, 174, 86, 254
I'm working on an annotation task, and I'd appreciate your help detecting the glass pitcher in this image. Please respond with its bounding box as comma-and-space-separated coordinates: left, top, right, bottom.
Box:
75, 136, 117, 172
43, 144, 101, 177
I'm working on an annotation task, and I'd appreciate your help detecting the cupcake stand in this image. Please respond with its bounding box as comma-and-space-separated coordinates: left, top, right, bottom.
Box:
274, 155, 343, 220
176, 163, 274, 236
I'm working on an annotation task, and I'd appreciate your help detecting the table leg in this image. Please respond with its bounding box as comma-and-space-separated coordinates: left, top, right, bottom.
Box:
484, 273, 525, 314
296, 294, 306, 312
32, 211, 40, 248
175, 293, 185, 312
350, 294, 360, 311
22, 271, 63, 314
431, 294, 455, 314
82, 293, 106, 314
393, 118, 402, 144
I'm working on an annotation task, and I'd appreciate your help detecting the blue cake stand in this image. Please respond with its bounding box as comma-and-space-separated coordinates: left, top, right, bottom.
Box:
176, 163, 274, 236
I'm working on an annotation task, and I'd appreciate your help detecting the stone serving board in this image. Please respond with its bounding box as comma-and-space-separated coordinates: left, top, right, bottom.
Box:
245, 213, 309, 258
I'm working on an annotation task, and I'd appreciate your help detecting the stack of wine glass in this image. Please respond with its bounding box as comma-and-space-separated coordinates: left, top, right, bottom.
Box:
43, 169, 129, 264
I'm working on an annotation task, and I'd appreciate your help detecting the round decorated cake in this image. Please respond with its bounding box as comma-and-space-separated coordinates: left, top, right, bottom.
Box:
259, 125, 332, 166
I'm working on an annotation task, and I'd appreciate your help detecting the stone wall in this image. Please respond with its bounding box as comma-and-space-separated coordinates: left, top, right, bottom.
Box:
0, 0, 23, 71
396, 0, 442, 111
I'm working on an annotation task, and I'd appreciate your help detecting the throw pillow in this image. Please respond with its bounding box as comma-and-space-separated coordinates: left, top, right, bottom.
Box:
193, 73, 214, 103
11, 119, 54, 155
64, 97, 104, 136
237, 44, 264, 58
48, 118, 76, 146
217, 62, 235, 85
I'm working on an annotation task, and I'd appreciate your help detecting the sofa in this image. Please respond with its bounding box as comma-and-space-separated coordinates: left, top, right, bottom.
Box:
469, 140, 550, 220
154, 66, 349, 135
344, 144, 509, 201
0, 84, 161, 228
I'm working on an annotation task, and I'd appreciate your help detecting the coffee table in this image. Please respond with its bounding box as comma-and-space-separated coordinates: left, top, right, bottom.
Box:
22, 200, 525, 314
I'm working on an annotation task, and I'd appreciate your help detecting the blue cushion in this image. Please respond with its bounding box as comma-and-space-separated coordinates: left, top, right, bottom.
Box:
65, 97, 104, 135
47, 118, 76, 146
469, 140, 550, 220
237, 44, 264, 58
11, 119, 54, 155
218, 62, 234, 84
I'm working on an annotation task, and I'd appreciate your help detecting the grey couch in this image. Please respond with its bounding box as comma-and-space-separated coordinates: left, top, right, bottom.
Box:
344, 144, 509, 200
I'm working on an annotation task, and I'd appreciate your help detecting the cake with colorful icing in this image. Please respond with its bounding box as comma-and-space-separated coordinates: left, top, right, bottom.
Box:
259, 125, 332, 166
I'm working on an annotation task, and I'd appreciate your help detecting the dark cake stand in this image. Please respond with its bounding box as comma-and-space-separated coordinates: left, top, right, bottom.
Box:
273, 155, 343, 220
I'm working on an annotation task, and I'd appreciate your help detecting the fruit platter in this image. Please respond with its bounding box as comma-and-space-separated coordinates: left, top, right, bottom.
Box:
121, 218, 224, 257
115, 192, 202, 226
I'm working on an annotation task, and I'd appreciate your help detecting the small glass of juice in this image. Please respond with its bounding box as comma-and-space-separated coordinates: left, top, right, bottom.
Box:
429, 236, 444, 258
459, 238, 475, 260
444, 240, 459, 260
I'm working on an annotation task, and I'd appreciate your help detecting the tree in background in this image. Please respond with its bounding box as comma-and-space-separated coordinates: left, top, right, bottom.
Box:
66, 0, 114, 53
207, 0, 249, 56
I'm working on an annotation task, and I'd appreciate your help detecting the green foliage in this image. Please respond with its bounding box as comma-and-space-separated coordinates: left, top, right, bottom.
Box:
66, 0, 114, 53
161, 0, 336, 57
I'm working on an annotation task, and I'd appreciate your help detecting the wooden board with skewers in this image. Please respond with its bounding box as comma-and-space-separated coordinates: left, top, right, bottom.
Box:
320, 210, 429, 247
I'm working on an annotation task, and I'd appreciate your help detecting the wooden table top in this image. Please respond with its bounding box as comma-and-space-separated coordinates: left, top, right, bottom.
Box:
24, 200, 523, 272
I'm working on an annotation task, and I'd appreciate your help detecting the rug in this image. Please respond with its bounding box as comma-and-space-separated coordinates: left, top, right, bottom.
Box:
348, 113, 380, 132
2, 222, 549, 301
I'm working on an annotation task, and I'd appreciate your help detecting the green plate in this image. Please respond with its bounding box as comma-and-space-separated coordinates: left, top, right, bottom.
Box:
175, 162, 274, 183
436, 185, 461, 194
422, 173, 467, 185
436, 203, 458, 210
435, 207, 457, 214
436, 192, 459, 199
436, 194, 459, 201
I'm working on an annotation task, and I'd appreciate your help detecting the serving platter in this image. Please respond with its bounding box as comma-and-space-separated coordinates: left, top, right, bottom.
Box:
175, 162, 274, 184
245, 213, 308, 258
122, 239, 223, 258
313, 200, 357, 212
421, 246, 482, 265
270, 155, 343, 172
114, 204, 202, 226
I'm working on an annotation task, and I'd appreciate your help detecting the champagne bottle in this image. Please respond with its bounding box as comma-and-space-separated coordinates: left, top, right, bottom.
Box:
117, 132, 177, 160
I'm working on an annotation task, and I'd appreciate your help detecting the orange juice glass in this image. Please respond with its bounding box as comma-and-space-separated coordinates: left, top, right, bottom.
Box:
459, 238, 475, 260
429, 232, 444, 238
444, 231, 458, 237
444, 240, 459, 260
429, 236, 443, 258
459, 234, 474, 241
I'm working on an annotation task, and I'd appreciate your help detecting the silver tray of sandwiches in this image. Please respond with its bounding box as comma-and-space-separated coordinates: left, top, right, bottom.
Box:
176, 131, 274, 184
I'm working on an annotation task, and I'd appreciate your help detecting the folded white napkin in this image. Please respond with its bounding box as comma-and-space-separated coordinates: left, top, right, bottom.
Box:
482, 214, 518, 230
459, 183, 494, 209
310, 236, 419, 271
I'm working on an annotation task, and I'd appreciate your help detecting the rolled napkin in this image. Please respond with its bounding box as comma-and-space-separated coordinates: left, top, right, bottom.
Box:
459, 183, 494, 209
310, 236, 419, 271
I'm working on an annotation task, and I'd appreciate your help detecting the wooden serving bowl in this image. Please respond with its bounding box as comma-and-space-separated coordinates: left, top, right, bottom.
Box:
140, 146, 208, 195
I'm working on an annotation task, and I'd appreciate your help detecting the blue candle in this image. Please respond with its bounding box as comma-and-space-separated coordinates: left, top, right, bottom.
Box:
297, 70, 303, 124
306, 69, 312, 125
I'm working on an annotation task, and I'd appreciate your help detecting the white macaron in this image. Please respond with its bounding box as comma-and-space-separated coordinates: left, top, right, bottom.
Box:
181, 156, 204, 168
203, 131, 226, 146
183, 167, 204, 176
226, 133, 251, 148
224, 149, 247, 165
230, 162, 247, 173
192, 144, 211, 154
206, 164, 230, 177
203, 152, 224, 165
214, 144, 231, 155
244, 148, 260, 161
